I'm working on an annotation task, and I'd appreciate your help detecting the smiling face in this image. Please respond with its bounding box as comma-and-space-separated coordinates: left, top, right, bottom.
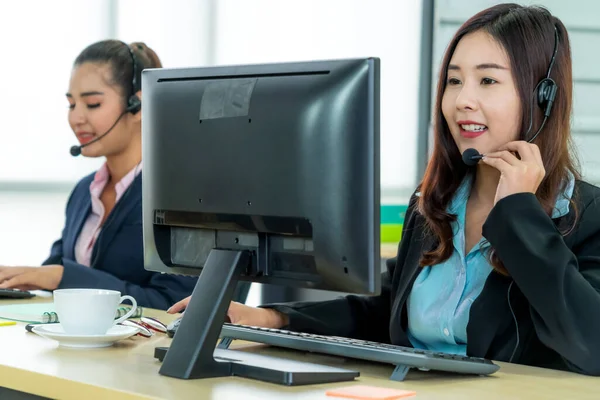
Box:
442, 30, 522, 156
66, 62, 138, 158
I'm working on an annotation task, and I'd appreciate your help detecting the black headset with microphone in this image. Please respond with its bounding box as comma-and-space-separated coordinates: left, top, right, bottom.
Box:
70, 43, 142, 157
462, 26, 560, 166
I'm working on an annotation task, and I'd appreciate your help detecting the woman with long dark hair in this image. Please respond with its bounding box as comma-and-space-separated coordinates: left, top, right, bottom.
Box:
169, 4, 600, 374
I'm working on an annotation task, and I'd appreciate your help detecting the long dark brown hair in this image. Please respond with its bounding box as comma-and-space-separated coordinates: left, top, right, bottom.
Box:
417, 3, 580, 274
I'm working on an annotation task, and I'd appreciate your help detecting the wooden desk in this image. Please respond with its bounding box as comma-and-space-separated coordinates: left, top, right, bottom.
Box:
0, 300, 598, 399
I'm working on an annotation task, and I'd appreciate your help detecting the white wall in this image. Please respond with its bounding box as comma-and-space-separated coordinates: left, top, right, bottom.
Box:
0, 0, 111, 183
1, 0, 424, 191
115, 0, 214, 70
0, 191, 69, 266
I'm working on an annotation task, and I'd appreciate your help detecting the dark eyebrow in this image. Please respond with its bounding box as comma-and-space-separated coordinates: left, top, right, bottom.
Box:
476, 63, 507, 70
65, 91, 105, 98
447, 63, 508, 71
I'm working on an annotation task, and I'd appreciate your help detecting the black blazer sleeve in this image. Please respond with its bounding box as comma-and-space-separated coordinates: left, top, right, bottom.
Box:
57, 258, 197, 311
262, 193, 420, 343
263, 270, 393, 343
483, 191, 600, 375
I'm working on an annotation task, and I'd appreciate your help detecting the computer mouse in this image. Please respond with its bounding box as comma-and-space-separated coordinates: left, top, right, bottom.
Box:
166, 317, 182, 338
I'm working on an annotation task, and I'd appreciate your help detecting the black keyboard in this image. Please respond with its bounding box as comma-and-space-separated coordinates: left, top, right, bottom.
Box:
219, 323, 500, 381
0, 288, 35, 299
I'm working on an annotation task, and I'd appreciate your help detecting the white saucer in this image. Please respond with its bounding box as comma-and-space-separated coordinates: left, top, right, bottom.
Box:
31, 324, 139, 348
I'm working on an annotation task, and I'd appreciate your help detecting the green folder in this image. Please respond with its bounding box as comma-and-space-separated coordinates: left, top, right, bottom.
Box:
381, 204, 407, 243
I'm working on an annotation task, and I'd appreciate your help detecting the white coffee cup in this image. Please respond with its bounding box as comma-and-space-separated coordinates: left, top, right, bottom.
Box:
53, 289, 137, 335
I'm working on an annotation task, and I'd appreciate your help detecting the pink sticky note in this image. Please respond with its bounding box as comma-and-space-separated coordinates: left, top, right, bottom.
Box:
325, 385, 416, 400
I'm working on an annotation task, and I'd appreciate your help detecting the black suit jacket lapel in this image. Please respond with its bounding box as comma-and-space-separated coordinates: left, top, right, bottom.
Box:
90, 175, 142, 268
466, 272, 513, 357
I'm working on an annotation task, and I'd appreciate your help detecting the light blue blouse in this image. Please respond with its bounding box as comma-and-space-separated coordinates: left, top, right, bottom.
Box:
407, 174, 574, 355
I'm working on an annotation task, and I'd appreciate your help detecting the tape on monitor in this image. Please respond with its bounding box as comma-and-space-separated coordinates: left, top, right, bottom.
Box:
199, 78, 257, 120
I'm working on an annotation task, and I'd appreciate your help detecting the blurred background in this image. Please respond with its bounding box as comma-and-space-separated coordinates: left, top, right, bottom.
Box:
0, 0, 598, 304
0, 0, 422, 266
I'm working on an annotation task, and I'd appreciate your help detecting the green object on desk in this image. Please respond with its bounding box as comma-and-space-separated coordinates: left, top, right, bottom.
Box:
380, 204, 407, 243
0, 303, 142, 324
381, 224, 403, 243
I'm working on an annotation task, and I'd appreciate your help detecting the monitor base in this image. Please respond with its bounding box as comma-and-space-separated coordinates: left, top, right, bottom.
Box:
157, 249, 359, 386
155, 346, 359, 386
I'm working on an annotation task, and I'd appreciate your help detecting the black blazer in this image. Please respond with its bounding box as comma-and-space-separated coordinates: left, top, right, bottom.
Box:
43, 172, 198, 310
266, 180, 600, 375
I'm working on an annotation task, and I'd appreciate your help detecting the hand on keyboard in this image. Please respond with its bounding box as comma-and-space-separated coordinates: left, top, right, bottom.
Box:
227, 302, 289, 328
168, 298, 289, 329
0, 265, 64, 291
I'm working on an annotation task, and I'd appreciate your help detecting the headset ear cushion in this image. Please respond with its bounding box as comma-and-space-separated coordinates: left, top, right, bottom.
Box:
537, 78, 557, 108
127, 95, 142, 114
537, 80, 550, 107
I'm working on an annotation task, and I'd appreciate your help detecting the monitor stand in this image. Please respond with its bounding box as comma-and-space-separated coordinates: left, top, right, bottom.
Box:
155, 249, 359, 386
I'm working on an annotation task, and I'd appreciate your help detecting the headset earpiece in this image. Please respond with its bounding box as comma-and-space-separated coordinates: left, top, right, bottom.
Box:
124, 43, 141, 114
537, 78, 558, 118
535, 25, 559, 119
127, 94, 142, 114
523, 25, 559, 143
